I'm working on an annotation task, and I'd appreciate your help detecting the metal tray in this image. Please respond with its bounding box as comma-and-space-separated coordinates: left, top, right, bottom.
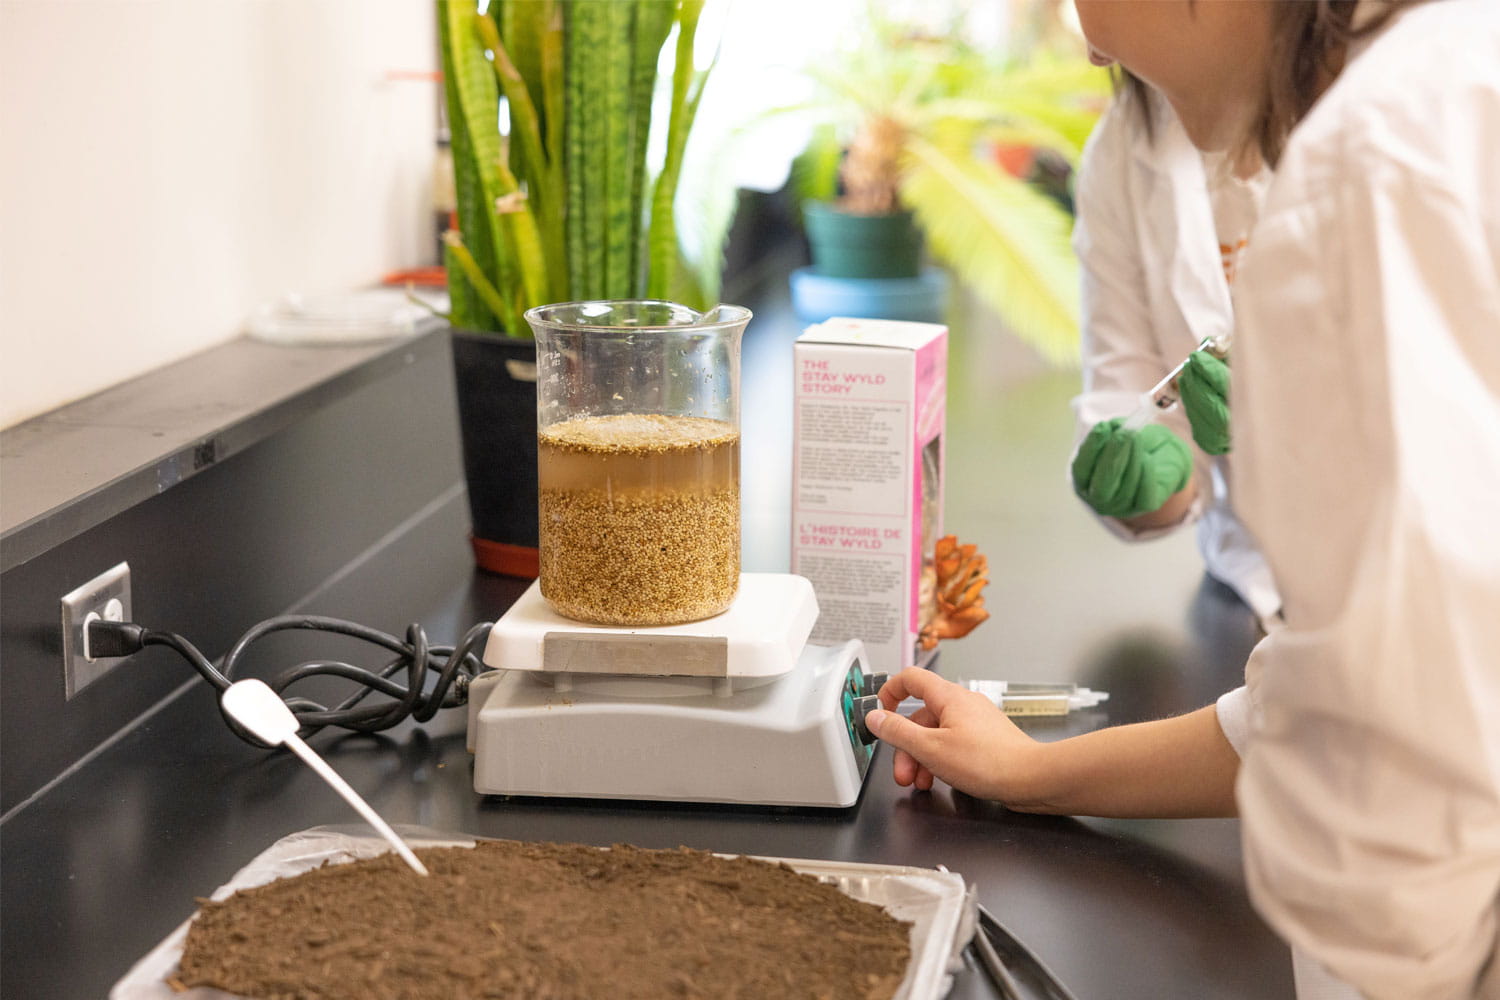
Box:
111, 825, 972, 1000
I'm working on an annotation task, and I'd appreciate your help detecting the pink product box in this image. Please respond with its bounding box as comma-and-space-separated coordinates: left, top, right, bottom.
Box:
791, 318, 948, 676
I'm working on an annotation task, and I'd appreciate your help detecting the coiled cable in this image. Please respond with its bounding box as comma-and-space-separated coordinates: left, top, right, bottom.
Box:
87, 615, 493, 749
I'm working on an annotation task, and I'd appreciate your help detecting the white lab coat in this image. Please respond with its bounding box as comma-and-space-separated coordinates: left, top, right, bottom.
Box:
1233, 1, 1500, 997
1071, 92, 1282, 624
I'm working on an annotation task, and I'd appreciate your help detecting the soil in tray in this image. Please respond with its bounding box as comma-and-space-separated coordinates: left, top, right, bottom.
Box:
173, 839, 913, 1000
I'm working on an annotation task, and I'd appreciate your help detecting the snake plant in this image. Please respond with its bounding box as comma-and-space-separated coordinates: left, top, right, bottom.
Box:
437, 0, 718, 336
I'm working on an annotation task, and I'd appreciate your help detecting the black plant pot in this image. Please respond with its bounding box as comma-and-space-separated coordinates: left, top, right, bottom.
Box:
449, 328, 539, 578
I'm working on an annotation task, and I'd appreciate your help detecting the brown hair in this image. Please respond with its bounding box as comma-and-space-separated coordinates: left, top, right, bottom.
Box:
1118, 1, 1432, 167
1254, 0, 1433, 166
1113, 67, 1156, 143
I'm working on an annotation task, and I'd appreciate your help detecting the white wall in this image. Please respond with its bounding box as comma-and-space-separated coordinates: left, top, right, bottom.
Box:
0, 0, 437, 429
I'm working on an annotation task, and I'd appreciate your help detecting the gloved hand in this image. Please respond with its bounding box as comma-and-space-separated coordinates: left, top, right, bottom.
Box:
1176, 350, 1231, 455
1071, 418, 1192, 519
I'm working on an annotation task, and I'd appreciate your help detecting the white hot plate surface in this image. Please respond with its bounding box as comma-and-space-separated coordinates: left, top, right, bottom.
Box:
481, 573, 819, 680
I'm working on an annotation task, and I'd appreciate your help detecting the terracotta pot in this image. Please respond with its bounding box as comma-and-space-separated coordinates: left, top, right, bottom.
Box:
449, 327, 539, 578
993, 142, 1036, 179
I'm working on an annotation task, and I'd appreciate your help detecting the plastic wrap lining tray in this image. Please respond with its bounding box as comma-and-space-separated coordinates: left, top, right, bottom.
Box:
111, 825, 972, 1000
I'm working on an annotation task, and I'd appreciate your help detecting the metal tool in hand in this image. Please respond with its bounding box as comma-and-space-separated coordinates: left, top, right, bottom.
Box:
220, 678, 430, 876
1122, 333, 1233, 431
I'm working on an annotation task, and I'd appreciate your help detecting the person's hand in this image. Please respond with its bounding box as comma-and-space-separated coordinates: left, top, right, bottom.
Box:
864, 668, 1042, 802
1071, 418, 1192, 519
1176, 349, 1231, 455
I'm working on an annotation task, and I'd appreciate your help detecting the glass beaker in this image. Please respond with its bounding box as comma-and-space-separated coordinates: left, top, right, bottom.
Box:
524, 300, 751, 626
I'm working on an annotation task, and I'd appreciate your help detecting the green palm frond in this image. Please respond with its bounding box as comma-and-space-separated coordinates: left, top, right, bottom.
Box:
913, 95, 1099, 164
992, 57, 1112, 103
902, 134, 1080, 366
789, 123, 843, 206
974, 96, 1102, 161
681, 14, 1107, 367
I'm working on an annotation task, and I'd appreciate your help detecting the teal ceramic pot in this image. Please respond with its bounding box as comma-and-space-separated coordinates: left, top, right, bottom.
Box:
802, 202, 922, 279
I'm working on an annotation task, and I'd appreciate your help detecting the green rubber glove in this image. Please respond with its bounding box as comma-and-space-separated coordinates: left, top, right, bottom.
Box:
1071, 418, 1193, 519
1176, 350, 1231, 455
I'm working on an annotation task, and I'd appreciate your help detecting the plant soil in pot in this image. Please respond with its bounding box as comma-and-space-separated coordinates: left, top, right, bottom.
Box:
171, 839, 913, 1000
450, 329, 539, 578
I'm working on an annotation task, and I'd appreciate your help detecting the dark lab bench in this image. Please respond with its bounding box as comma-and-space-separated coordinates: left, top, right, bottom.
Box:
0, 510, 1289, 1000
0, 288, 1292, 999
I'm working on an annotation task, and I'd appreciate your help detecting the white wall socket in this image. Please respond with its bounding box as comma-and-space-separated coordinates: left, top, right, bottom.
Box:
61, 562, 133, 699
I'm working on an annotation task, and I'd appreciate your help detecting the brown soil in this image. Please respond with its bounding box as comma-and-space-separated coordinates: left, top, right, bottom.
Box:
172, 840, 912, 1000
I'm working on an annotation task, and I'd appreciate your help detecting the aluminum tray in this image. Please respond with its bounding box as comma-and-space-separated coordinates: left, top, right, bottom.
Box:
112, 825, 973, 1000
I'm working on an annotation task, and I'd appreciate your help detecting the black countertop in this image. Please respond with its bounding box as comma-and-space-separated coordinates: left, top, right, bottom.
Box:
0, 288, 1293, 999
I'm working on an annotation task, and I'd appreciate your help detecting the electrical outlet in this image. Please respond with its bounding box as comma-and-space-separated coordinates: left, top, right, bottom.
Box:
61, 562, 133, 699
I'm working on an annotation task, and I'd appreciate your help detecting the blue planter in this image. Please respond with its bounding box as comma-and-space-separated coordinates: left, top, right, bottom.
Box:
789, 266, 949, 325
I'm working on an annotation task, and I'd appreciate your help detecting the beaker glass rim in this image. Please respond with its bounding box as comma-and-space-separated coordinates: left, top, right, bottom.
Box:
524, 300, 751, 336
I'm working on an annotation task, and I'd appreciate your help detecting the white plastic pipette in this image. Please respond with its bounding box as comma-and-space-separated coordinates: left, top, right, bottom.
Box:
1121, 334, 1232, 431
221, 678, 430, 876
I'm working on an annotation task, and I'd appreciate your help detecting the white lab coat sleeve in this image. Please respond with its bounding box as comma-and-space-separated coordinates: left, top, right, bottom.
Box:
1070, 102, 1209, 540
1232, 12, 1500, 995
1213, 684, 1252, 759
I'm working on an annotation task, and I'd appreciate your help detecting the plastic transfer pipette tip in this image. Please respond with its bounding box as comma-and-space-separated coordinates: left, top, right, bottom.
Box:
220, 678, 430, 876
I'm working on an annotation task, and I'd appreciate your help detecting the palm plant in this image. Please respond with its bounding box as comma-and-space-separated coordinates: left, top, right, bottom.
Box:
787, 19, 1108, 364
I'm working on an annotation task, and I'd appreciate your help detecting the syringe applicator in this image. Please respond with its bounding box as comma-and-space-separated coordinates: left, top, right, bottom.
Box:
894, 681, 1109, 718
1121, 334, 1232, 431
965, 680, 1109, 717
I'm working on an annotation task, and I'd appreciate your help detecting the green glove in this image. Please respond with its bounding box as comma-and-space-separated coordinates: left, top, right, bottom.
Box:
1176, 350, 1231, 455
1071, 418, 1192, 519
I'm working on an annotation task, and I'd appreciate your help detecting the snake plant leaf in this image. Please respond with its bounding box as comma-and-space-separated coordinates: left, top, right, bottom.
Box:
495, 1, 549, 145
444, 232, 516, 329
902, 133, 1081, 365
442, 0, 723, 321
601, 0, 634, 298
438, 0, 508, 332
628, 0, 677, 294
647, 0, 712, 303
494, 162, 548, 311
475, 14, 564, 302
442, 242, 480, 329
475, 16, 546, 213
568, 0, 608, 298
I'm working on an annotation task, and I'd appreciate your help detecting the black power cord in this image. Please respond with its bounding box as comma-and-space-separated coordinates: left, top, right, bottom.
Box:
87, 616, 494, 749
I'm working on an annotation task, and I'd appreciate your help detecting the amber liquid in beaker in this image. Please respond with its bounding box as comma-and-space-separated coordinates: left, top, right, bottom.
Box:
538, 413, 740, 625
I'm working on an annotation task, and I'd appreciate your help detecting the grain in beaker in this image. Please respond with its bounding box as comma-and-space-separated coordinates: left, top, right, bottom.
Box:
538, 413, 740, 625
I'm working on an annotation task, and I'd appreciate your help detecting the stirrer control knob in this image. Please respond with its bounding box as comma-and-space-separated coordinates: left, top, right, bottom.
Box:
851, 696, 882, 745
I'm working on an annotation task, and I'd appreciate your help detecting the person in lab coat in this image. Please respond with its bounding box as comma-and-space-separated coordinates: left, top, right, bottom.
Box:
1070, 74, 1282, 628
865, 2, 1500, 998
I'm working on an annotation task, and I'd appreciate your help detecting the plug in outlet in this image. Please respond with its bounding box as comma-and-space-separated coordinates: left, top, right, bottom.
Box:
61, 562, 133, 699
